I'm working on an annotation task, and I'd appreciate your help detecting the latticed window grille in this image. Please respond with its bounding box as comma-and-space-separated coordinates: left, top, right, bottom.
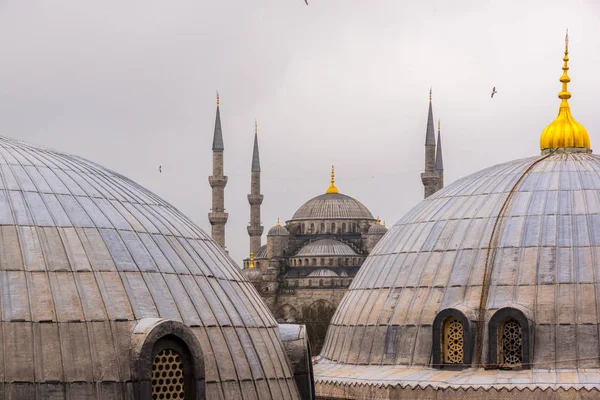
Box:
443, 317, 464, 364
500, 319, 522, 366
152, 348, 185, 399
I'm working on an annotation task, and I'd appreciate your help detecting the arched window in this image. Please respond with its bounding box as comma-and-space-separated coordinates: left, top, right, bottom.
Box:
342, 223, 346, 233
442, 317, 464, 364
499, 319, 522, 366
432, 309, 471, 368
319, 279, 323, 287
305, 258, 309, 266
331, 223, 336, 233
309, 223, 314, 234
345, 258, 349, 266
320, 223, 325, 232
488, 307, 530, 369
301, 224, 305, 234
132, 319, 203, 399
299, 259, 302, 266
308, 279, 312, 287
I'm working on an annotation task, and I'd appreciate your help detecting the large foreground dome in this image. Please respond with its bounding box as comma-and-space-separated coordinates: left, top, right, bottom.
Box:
314, 33, 600, 399
0, 136, 301, 398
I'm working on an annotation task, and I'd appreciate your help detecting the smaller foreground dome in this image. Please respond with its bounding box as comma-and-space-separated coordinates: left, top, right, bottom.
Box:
296, 239, 357, 257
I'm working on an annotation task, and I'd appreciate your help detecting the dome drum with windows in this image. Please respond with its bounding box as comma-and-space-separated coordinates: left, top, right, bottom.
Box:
314, 32, 600, 399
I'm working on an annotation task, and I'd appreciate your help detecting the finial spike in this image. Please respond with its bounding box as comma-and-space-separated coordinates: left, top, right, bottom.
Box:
276, 217, 280, 227
249, 251, 255, 269
438, 119, 440, 132
326, 165, 339, 194
429, 87, 432, 102
255, 119, 258, 135
216, 91, 220, 107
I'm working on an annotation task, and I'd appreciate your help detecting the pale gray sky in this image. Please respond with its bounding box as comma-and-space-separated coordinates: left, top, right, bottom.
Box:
0, 0, 598, 264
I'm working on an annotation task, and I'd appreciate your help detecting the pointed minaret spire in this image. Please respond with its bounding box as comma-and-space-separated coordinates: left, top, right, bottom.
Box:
421, 88, 439, 198
248, 120, 264, 255
208, 91, 228, 248
435, 119, 444, 191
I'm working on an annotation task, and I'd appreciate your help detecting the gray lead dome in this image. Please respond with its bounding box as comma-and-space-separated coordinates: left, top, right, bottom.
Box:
316, 152, 600, 393
0, 137, 299, 398
290, 193, 374, 221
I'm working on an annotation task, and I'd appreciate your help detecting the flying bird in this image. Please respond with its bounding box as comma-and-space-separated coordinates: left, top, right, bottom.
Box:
491, 87, 497, 98
158, 165, 162, 173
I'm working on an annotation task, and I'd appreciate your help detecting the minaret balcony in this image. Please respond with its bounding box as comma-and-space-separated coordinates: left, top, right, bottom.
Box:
247, 194, 264, 205
247, 226, 264, 236
208, 176, 228, 187
420, 171, 439, 186
208, 211, 229, 224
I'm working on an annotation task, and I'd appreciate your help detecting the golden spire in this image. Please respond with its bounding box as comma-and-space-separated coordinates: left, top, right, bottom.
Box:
326, 165, 339, 194
249, 251, 255, 269
216, 91, 220, 107
276, 217, 280, 226
375, 218, 380, 225
540, 30, 590, 152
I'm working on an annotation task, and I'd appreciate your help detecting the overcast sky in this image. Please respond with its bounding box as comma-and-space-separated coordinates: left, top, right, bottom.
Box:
0, 0, 598, 265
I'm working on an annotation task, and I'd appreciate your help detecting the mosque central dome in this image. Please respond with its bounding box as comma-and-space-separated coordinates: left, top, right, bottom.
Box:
289, 167, 374, 221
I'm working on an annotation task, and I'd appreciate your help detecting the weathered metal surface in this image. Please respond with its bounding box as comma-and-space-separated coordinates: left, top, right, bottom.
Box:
317, 153, 600, 392
0, 136, 299, 399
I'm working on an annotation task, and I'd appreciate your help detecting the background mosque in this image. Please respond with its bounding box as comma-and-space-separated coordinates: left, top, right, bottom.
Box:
313, 33, 600, 399
206, 90, 445, 354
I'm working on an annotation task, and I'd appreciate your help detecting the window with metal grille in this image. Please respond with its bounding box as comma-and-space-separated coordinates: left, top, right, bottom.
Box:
443, 317, 464, 364
152, 348, 185, 399
500, 319, 522, 366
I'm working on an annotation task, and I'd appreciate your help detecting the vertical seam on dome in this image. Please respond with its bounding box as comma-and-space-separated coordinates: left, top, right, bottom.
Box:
477, 151, 557, 368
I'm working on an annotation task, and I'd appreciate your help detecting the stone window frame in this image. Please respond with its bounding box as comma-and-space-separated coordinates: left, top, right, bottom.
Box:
488, 307, 531, 369
131, 319, 205, 399
432, 308, 473, 369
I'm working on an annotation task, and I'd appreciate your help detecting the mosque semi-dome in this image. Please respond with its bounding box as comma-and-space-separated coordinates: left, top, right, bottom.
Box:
307, 268, 339, 277
314, 33, 600, 398
0, 136, 302, 398
296, 238, 358, 257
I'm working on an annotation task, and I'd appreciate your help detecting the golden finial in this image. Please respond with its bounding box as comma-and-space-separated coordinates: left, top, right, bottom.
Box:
540, 30, 590, 152
326, 165, 339, 194
255, 119, 258, 135
249, 251, 255, 269
216, 91, 220, 107
429, 87, 432, 102
276, 217, 281, 227
375, 218, 380, 225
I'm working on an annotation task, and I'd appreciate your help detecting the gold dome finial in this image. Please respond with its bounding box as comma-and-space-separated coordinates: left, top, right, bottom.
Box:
249, 251, 255, 269
429, 87, 432, 102
276, 217, 280, 226
255, 119, 258, 135
326, 165, 339, 194
216, 91, 220, 107
540, 30, 591, 153
375, 217, 380, 225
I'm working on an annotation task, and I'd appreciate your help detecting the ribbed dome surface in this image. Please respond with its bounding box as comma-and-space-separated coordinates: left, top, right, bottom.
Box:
367, 223, 388, 234
290, 193, 374, 221
308, 268, 339, 277
267, 224, 289, 236
296, 239, 357, 257
317, 153, 600, 390
0, 137, 298, 398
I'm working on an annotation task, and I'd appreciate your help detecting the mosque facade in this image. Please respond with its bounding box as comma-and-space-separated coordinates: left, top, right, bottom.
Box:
313, 34, 600, 399
207, 90, 445, 354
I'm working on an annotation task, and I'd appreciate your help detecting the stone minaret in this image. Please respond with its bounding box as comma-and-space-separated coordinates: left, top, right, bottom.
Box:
435, 119, 444, 191
208, 92, 228, 248
247, 121, 264, 254
420, 88, 439, 198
